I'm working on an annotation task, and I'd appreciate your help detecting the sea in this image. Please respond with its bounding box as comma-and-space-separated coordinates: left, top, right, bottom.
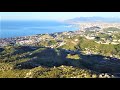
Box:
0, 20, 79, 38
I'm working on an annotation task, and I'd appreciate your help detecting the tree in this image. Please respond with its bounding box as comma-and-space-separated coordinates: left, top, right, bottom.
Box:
95, 36, 100, 41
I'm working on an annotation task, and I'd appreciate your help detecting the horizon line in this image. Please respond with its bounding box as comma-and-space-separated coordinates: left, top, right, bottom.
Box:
1, 16, 120, 21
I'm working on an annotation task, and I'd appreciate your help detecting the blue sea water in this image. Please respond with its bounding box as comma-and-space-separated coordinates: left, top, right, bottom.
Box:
0, 20, 79, 38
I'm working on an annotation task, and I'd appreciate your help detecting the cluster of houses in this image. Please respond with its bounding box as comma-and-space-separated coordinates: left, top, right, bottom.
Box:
77, 22, 120, 30
0, 33, 67, 48
0, 35, 41, 47
74, 25, 120, 45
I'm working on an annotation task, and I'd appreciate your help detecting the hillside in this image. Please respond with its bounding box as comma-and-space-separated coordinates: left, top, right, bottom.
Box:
0, 32, 120, 78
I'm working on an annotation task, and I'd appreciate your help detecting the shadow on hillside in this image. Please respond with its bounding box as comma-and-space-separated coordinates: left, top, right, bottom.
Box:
79, 54, 120, 73
14, 47, 120, 73
0, 48, 4, 53
12, 46, 40, 55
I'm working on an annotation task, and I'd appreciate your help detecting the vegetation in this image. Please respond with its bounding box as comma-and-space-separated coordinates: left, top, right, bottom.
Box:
0, 31, 120, 78
25, 66, 98, 78
103, 27, 120, 32
66, 54, 80, 60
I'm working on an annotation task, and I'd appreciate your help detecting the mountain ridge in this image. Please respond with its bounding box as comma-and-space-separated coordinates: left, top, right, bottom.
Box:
64, 17, 120, 23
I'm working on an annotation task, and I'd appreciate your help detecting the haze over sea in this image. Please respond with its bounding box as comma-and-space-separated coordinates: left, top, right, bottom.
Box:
0, 20, 79, 38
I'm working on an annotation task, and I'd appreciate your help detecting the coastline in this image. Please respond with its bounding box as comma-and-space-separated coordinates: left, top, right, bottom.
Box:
0, 30, 76, 47
1, 21, 120, 47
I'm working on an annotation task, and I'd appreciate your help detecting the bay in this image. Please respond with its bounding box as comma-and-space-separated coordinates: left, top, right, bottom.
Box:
0, 20, 79, 38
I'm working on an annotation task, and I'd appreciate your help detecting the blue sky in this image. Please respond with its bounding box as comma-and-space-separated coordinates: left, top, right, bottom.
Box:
0, 12, 120, 21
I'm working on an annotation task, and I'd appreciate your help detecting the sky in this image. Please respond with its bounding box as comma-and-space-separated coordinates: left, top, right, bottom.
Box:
0, 12, 120, 21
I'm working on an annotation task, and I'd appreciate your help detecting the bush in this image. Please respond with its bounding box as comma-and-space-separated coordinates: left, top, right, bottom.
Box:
66, 54, 80, 60
0, 63, 13, 71
24, 65, 98, 78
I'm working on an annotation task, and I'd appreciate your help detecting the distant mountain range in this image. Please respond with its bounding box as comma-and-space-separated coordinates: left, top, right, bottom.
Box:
65, 17, 120, 23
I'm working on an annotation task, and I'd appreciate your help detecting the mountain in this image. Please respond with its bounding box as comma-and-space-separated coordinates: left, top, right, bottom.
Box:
65, 17, 120, 23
